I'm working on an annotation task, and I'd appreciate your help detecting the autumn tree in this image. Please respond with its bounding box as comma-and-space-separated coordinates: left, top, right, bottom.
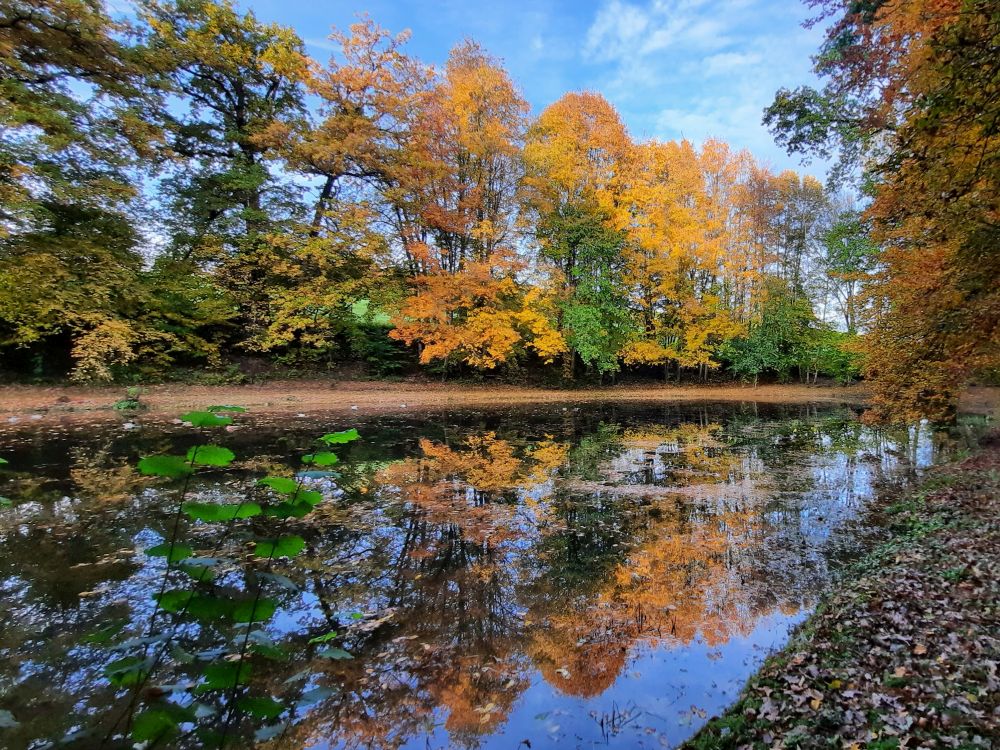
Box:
396, 40, 526, 273
621, 139, 748, 379
523, 92, 635, 378
278, 18, 430, 234
0, 0, 167, 378
0, 5, 856, 384
140, 0, 310, 340
225, 18, 423, 365
387, 41, 564, 371
767, 0, 1000, 421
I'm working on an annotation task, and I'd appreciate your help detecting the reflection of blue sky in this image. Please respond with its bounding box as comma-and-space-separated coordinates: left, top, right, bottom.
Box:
382, 609, 809, 750
0, 405, 974, 748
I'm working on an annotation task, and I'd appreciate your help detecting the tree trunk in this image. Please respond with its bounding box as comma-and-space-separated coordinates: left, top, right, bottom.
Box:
562, 351, 574, 382
310, 175, 335, 237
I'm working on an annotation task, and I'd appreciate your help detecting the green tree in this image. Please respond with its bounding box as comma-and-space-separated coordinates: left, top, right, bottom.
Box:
0, 205, 144, 379
722, 278, 818, 385
818, 212, 876, 334
0, 0, 163, 379
141, 0, 310, 340
537, 203, 635, 377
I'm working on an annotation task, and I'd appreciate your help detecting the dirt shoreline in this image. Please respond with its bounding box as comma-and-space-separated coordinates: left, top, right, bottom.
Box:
0, 380, 994, 429
0, 379, 874, 422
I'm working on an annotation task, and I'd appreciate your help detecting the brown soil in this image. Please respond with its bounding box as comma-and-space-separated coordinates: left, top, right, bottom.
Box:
0, 379, 872, 424
0, 379, 994, 428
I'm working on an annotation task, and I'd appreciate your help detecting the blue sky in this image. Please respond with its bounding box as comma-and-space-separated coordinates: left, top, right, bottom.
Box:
108, 0, 827, 177
240, 0, 828, 178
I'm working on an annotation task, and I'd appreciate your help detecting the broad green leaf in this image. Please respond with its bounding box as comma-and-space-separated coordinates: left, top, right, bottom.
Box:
186, 445, 235, 467
258, 476, 297, 494
182, 501, 261, 522
155, 589, 194, 613
138, 455, 191, 478
238, 696, 285, 720
146, 543, 193, 562
131, 710, 178, 743
307, 630, 339, 645
292, 489, 323, 506
254, 535, 305, 559
319, 429, 359, 445
82, 619, 129, 645
207, 405, 246, 413
302, 451, 339, 466
178, 563, 215, 582
0, 458, 7, 465
180, 555, 228, 568
316, 646, 353, 660
195, 661, 251, 693
103, 655, 151, 686
196, 728, 225, 746
187, 594, 234, 621
170, 644, 196, 664
233, 598, 276, 623
0, 497, 11, 507
264, 500, 313, 518
181, 411, 232, 428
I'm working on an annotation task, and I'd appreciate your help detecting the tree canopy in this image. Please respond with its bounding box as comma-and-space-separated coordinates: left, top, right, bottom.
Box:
4, 0, 992, 422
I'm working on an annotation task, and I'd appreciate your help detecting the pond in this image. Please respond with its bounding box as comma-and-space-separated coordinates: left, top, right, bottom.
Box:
0, 401, 979, 749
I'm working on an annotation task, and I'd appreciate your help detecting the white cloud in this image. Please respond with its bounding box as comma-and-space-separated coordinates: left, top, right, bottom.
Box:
584, 0, 731, 62
697, 51, 763, 77
304, 37, 339, 52
580, 0, 828, 176
584, 1, 652, 61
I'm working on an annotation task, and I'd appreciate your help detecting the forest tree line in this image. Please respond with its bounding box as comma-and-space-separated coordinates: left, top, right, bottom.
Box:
1, 0, 996, 421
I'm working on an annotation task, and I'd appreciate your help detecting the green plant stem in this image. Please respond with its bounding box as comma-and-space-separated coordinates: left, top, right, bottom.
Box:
216, 475, 305, 747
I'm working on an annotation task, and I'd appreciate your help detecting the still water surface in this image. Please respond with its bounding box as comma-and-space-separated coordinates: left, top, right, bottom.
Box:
0, 402, 975, 749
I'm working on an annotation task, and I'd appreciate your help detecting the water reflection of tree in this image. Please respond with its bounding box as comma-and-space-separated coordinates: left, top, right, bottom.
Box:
289, 413, 939, 747
0, 408, 970, 749
294, 424, 784, 742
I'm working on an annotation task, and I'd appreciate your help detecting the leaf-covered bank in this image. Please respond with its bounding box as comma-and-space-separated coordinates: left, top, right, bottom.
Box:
684, 433, 1000, 750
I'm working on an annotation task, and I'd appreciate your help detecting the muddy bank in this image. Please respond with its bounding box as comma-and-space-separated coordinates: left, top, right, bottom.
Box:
0, 379, 873, 424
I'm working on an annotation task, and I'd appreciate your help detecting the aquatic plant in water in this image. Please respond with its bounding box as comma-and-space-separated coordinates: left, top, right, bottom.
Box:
96, 406, 360, 746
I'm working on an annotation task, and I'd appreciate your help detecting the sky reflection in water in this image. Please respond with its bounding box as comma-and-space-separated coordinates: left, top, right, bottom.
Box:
0, 402, 972, 749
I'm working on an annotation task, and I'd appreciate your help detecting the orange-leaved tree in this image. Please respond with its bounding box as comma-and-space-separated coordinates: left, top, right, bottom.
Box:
766, 0, 999, 421
522, 92, 636, 378
386, 42, 563, 371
